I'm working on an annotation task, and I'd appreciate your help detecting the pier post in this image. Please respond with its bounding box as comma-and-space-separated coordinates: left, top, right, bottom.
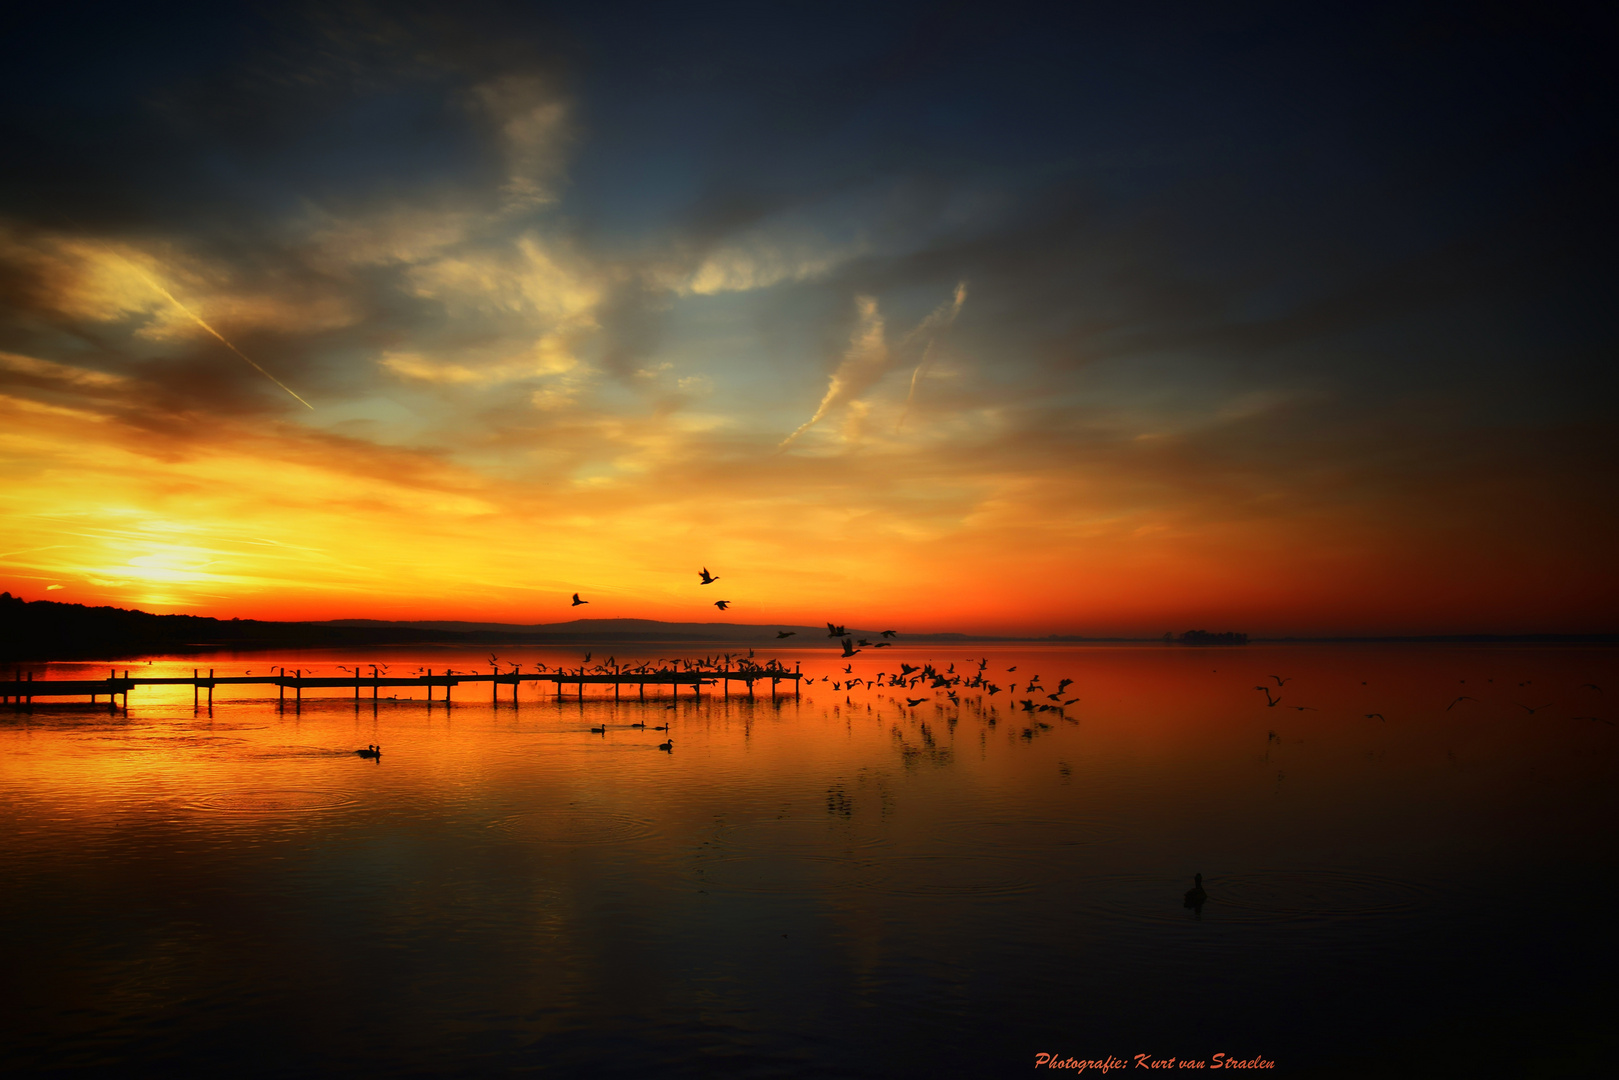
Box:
577, 669, 583, 702
194, 669, 199, 709
372, 666, 379, 700
296, 670, 302, 707
427, 670, 432, 703
356, 664, 361, 702
725, 662, 729, 700
796, 663, 801, 698
123, 670, 129, 709
279, 668, 285, 707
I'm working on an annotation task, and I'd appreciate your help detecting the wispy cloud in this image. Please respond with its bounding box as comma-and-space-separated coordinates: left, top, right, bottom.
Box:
780, 282, 966, 449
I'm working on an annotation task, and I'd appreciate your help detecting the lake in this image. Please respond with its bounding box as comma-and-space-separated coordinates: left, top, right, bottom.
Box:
2, 642, 1615, 1076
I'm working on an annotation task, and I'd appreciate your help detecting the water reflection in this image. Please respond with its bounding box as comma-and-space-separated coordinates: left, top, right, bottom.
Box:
2, 643, 1616, 1074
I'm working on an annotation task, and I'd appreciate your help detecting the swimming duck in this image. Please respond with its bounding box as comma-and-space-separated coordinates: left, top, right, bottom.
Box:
356, 745, 381, 759
590, 724, 607, 734
1183, 873, 1206, 908
658, 740, 673, 752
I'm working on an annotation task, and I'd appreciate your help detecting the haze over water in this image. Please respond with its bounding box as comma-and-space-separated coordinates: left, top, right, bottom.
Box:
3, 642, 1615, 1075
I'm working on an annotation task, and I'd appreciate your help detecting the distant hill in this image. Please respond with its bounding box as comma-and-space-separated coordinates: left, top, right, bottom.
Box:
0, 594, 1010, 661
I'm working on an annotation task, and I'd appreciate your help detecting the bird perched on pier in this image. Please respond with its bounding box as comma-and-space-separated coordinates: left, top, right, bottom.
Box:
572, 593, 588, 606
777, 630, 795, 638
699, 567, 719, 584
714, 600, 731, 610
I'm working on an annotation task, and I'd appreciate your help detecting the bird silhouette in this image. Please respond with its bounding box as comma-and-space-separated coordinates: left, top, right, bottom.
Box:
356, 745, 381, 759
826, 622, 846, 637
1580, 683, 1603, 694
841, 637, 861, 658
1007, 666, 1017, 672
1270, 676, 1292, 687
1365, 713, 1386, 722
590, 723, 606, 734
881, 629, 897, 637
1183, 873, 1207, 909
1446, 696, 1477, 711
714, 600, 731, 610
653, 723, 669, 731
1518, 702, 1552, 715
777, 630, 796, 638
572, 593, 588, 606
1574, 716, 1614, 726
699, 567, 719, 584
906, 697, 927, 707
658, 740, 673, 752
1255, 686, 1281, 707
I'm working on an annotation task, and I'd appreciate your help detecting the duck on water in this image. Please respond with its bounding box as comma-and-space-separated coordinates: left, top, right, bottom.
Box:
356, 745, 381, 759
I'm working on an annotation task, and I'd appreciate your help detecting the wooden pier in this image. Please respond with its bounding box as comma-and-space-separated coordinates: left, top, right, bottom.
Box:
2, 663, 802, 709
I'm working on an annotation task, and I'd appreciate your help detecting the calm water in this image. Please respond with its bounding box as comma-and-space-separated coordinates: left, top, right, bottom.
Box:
3, 643, 1616, 1076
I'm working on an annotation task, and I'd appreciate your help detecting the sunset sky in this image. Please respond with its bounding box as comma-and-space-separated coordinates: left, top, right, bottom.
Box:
1, 3, 1615, 635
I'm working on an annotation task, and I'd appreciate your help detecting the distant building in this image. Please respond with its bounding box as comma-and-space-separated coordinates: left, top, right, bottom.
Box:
1177, 630, 1248, 646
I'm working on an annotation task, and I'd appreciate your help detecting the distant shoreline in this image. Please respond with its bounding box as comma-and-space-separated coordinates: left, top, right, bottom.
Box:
1, 594, 1614, 662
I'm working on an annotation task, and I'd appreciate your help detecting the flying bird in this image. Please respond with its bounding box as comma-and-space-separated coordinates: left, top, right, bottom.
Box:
1518, 702, 1552, 715
1270, 675, 1292, 687
840, 637, 861, 658
1365, 713, 1386, 722
572, 593, 588, 606
777, 631, 796, 638
906, 697, 927, 707
1446, 696, 1477, 711
881, 629, 898, 637
1255, 686, 1281, 707
699, 567, 720, 584
714, 600, 731, 610
827, 622, 847, 637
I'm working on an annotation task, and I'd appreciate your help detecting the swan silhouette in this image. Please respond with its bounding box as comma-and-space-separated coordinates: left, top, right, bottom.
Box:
1183, 873, 1207, 908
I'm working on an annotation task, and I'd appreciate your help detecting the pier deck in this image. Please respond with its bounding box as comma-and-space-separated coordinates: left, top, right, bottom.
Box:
3, 664, 802, 707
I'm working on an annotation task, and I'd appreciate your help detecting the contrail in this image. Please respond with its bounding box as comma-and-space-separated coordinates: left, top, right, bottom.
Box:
115, 254, 313, 409
897, 281, 966, 432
